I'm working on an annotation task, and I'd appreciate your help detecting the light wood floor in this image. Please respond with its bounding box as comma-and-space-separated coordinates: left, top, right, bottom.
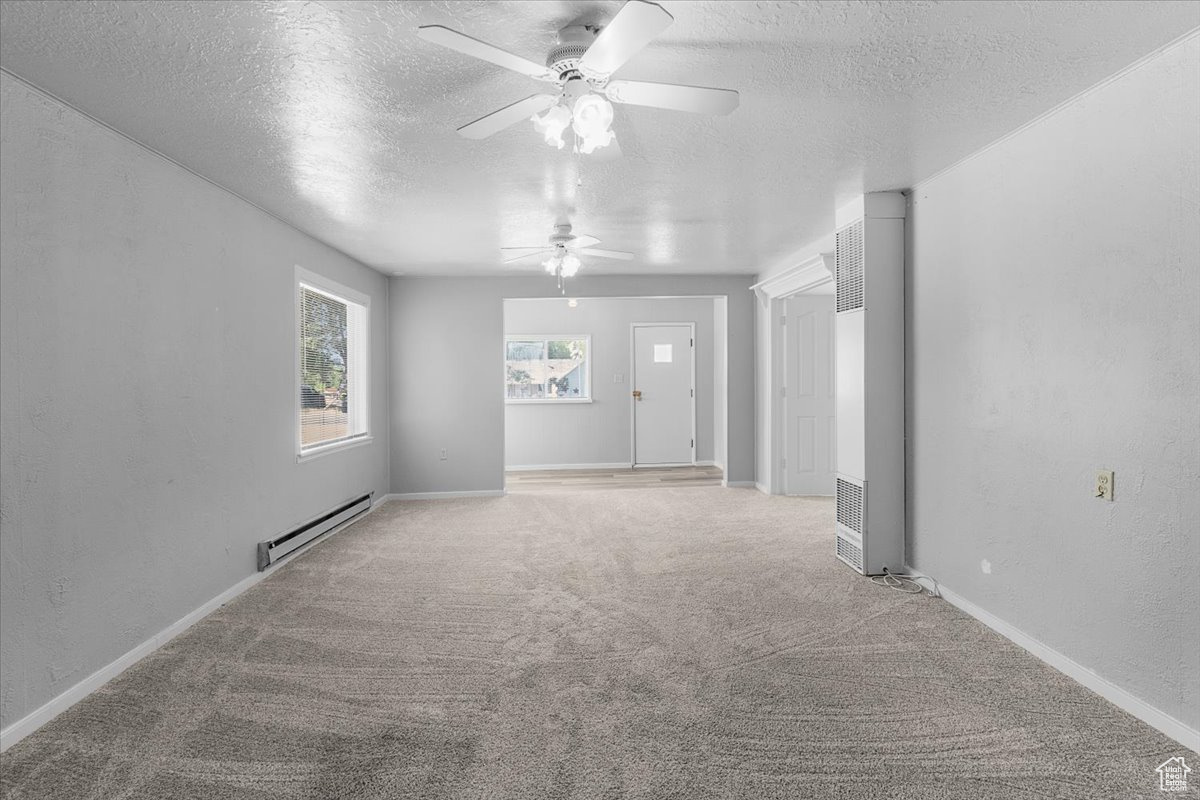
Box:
505, 465, 723, 491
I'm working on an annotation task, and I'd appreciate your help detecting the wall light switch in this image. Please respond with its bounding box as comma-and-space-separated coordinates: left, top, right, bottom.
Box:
1096, 469, 1114, 501
440, 448, 448, 461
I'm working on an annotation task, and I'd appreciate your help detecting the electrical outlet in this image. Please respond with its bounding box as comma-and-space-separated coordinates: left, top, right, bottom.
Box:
1095, 469, 1114, 501
440, 448, 448, 461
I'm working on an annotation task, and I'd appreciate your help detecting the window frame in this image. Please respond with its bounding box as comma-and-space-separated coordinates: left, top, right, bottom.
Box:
504, 334, 593, 404
295, 266, 372, 461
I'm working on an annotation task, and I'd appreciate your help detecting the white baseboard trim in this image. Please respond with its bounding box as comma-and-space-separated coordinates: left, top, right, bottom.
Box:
754, 481, 771, 495
0, 498, 388, 753
724, 480, 757, 488
695, 460, 716, 467
906, 565, 1200, 752
504, 463, 630, 472
387, 489, 506, 501
0, 571, 260, 753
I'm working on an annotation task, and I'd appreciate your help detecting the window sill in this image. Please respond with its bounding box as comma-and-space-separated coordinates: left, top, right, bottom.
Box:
298, 435, 373, 463
505, 399, 594, 405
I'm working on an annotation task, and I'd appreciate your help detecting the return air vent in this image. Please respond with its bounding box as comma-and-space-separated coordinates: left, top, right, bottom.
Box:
835, 220, 865, 313
836, 477, 864, 535
257, 492, 372, 570
836, 531, 864, 574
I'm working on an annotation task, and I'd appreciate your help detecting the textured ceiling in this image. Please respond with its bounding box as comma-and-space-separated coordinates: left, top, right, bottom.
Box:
1, 1, 1197, 276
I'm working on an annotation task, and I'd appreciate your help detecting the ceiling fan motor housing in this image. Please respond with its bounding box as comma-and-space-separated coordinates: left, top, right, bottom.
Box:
549, 223, 575, 247
547, 25, 604, 84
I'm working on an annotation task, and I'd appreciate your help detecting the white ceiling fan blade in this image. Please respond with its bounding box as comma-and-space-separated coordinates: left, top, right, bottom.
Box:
502, 249, 554, 264
577, 248, 635, 261
566, 235, 601, 250
501, 246, 553, 252
605, 80, 739, 115
501, 250, 552, 266
578, 0, 673, 77
457, 94, 559, 139
417, 26, 556, 81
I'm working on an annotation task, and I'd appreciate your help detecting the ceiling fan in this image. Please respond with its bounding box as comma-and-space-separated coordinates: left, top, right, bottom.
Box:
417, 0, 739, 155
503, 222, 634, 289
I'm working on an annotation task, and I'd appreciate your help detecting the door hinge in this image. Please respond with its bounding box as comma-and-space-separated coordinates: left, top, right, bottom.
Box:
690, 388, 694, 397
780, 386, 786, 398
781, 316, 787, 326
690, 338, 694, 347
691, 439, 694, 448
781, 458, 787, 470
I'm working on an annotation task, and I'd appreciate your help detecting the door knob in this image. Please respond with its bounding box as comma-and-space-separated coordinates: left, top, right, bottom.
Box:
632, 390, 642, 400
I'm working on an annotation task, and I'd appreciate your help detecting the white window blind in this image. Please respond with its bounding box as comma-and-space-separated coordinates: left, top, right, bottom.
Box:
298, 280, 368, 453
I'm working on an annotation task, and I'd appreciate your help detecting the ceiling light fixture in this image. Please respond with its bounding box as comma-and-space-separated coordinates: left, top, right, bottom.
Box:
541, 250, 584, 292
503, 221, 635, 291
559, 253, 581, 277
530, 93, 615, 154
531, 103, 571, 149
418, 1, 741, 156
570, 94, 615, 154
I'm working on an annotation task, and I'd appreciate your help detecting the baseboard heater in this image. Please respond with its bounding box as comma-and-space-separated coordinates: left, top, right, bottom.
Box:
257, 492, 372, 571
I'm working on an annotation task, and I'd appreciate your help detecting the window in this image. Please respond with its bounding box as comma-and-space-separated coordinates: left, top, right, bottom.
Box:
505, 336, 591, 402
297, 269, 368, 456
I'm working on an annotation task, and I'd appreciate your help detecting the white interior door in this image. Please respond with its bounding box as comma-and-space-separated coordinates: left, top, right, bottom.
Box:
784, 295, 836, 495
632, 324, 695, 465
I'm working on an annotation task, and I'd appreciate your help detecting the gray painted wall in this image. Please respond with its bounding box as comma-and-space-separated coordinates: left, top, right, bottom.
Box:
906, 37, 1199, 730
0, 75, 391, 730
713, 298, 728, 471
754, 296, 775, 490
390, 276, 754, 493
504, 297, 718, 467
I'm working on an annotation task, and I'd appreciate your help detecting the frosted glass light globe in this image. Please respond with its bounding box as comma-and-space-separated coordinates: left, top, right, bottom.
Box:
531, 104, 571, 149
560, 253, 582, 278
571, 94, 615, 154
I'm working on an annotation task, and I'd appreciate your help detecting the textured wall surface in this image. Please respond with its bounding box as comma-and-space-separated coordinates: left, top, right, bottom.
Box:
504, 297, 718, 467
754, 297, 773, 488
906, 35, 1200, 730
712, 297, 727, 471
1, 1, 1196, 276
0, 75, 390, 730
390, 275, 753, 493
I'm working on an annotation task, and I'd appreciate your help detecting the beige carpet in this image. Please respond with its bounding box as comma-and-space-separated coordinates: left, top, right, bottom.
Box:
0, 487, 1184, 799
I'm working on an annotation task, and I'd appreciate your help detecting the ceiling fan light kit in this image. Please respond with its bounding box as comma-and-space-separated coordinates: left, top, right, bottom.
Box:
416, 0, 741, 283
570, 93, 615, 154
531, 103, 571, 149
545, 252, 582, 278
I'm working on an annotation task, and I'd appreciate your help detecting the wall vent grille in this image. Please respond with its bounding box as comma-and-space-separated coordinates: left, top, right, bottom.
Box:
836, 532, 864, 573
836, 220, 865, 312
836, 477, 864, 534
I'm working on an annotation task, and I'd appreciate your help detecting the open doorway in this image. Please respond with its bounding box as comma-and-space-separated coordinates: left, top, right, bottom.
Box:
502, 296, 727, 486
753, 251, 836, 496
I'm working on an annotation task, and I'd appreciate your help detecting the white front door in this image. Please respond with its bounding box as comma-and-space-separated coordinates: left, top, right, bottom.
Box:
632, 324, 695, 465
785, 295, 836, 495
